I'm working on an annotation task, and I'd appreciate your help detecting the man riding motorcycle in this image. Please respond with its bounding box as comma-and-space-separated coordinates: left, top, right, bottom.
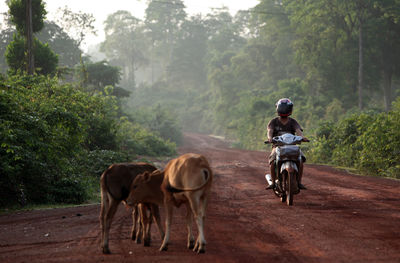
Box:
265, 98, 308, 190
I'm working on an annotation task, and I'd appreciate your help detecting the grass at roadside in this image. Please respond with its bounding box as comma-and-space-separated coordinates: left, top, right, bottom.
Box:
0, 202, 101, 215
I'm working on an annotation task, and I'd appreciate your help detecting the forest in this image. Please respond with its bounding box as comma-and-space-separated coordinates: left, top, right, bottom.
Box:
0, 0, 399, 207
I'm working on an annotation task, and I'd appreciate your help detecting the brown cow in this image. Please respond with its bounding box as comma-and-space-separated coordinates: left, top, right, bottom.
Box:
99, 162, 164, 254
126, 153, 213, 253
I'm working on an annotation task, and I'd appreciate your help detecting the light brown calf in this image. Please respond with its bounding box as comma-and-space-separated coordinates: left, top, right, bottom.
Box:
99, 162, 164, 254
126, 153, 213, 253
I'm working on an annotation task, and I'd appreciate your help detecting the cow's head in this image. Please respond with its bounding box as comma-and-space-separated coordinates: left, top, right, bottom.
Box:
126, 170, 162, 206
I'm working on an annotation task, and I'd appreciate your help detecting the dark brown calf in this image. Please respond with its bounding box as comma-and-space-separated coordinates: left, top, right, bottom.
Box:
99, 162, 164, 254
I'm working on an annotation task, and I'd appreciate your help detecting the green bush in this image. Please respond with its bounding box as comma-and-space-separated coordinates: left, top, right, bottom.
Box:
149, 105, 183, 146
129, 105, 183, 146
356, 101, 400, 178
1, 75, 90, 205
308, 98, 400, 178
5, 35, 58, 75
50, 177, 88, 204
0, 74, 177, 207
117, 117, 176, 157
307, 135, 333, 164
82, 149, 130, 177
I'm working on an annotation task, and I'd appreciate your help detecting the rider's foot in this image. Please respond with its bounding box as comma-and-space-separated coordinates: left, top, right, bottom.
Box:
298, 183, 307, 190
265, 183, 275, 190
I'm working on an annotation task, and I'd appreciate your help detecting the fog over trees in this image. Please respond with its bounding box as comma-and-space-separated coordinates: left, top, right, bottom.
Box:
91, 0, 400, 142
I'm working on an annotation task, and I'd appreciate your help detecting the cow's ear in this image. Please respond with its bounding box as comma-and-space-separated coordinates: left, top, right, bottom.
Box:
143, 172, 151, 182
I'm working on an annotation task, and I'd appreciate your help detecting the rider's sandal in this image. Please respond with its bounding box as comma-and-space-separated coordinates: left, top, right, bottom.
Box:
298, 183, 307, 190
265, 183, 275, 190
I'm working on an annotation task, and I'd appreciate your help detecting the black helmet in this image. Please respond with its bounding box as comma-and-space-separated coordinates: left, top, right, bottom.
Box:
276, 98, 293, 117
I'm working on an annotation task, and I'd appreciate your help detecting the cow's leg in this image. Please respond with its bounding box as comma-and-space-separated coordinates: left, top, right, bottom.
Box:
102, 196, 120, 254
136, 204, 143, 244
185, 202, 195, 249
131, 204, 138, 240
189, 193, 206, 253
200, 193, 209, 246
100, 189, 108, 253
151, 204, 164, 240
160, 201, 173, 251
196, 193, 209, 253
200, 193, 209, 223
142, 204, 152, 247
135, 218, 142, 244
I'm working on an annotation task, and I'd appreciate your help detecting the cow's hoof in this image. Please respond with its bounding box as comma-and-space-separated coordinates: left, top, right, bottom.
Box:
193, 243, 205, 254
102, 247, 111, 254
159, 245, 168, 251
131, 233, 136, 240
144, 239, 151, 247
187, 241, 195, 249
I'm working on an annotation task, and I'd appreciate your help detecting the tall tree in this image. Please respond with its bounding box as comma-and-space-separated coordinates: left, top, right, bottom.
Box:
101, 11, 149, 89
284, 0, 400, 110
55, 7, 96, 85
7, 0, 46, 33
284, 0, 362, 107
252, 0, 298, 88
351, 0, 375, 110
55, 7, 96, 48
0, 27, 14, 73
7, 0, 46, 74
25, 0, 34, 74
203, 9, 254, 134
205, 7, 245, 54
167, 15, 208, 88
145, 0, 187, 77
370, 0, 400, 111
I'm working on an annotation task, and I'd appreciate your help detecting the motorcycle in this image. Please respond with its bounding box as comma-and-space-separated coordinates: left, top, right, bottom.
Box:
265, 133, 309, 206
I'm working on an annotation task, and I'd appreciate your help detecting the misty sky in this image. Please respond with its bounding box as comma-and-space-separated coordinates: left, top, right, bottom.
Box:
0, 0, 259, 51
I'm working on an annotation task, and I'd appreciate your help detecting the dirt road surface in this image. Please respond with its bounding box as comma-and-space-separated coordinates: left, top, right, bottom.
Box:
1, 133, 400, 262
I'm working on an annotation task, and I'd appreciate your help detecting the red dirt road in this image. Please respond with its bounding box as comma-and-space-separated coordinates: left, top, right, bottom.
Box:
1, 133, 400, 262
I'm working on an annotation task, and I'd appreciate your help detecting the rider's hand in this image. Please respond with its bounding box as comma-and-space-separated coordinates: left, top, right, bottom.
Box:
302, 137, 310, 142
268, 138, 273, 143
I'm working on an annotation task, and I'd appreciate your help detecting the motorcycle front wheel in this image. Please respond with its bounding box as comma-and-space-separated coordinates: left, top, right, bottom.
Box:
287, 171, 295, 206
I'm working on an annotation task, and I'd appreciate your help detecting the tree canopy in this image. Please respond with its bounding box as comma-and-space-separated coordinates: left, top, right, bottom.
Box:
7, 0, 47, 34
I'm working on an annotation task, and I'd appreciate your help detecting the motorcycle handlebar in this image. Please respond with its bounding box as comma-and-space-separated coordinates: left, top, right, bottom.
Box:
264, 138, 310, 144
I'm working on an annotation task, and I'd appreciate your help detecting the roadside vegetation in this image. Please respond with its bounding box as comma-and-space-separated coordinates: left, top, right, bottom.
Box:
0, 0, 179, 208
307, 98, 400, 179
0, 73, 178, 208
